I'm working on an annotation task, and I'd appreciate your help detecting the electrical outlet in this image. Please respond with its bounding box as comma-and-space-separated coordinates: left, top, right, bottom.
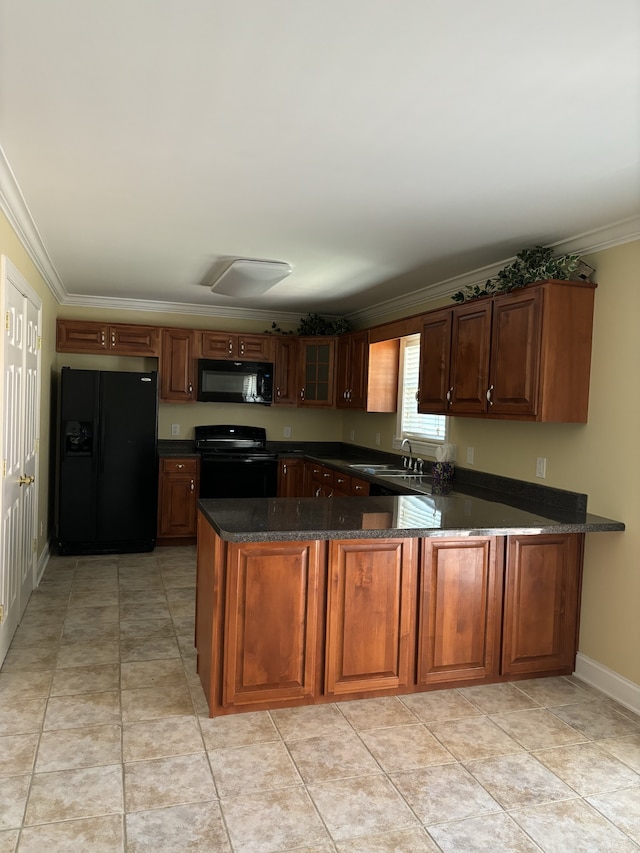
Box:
283, 426, 291, 438
349, 429, 355, 441
536, 457, 547, 478
466, 446, 474, 464
171, 424, 180, 436
375, 432, 381, 446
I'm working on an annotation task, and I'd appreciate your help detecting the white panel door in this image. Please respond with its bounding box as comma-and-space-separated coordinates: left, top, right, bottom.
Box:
0, 258, 41, 667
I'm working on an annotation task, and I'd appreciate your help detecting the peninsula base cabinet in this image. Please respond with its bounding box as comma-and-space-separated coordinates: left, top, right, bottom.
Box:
195, 518, 585, 716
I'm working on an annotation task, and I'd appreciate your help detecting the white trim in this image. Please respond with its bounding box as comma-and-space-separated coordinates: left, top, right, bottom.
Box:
59, 292, 305, 322
574, 652, 640, 717
0, 147, 67, 302
2, 143, 639, 319
36, 539, 51, 586
348, 214, 640, 325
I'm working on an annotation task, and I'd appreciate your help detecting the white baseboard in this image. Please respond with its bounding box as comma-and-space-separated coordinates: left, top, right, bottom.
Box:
36, 540, 51, 586
574, 652, 640, 716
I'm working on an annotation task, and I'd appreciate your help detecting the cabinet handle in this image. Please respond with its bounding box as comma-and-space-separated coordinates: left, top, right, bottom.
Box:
446, 387, 453, 404
336, 477, 346, 484
190, 479, 195, 492
323, 472, 331, 478
486, 384, 494, 405
176, 463, 185, 469
188, 383, 193, 394
415, 390, 420, 402
300, 388, 305, 401
283, 464, 287, 475
100, 331, 105, 345
354, 484, 363, 492
276, 386, 281, 398
228, 340, 233, 354
315, 486, 321, 497
111, 332, 116, 346
239, 340, 245, 354
343, 390, 348, 400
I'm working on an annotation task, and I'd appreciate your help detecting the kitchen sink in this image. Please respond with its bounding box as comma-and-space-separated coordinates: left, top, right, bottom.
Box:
349, 463, 408, 475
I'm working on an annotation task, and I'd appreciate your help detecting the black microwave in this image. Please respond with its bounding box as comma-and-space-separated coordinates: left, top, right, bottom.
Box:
197, 359, 273, 405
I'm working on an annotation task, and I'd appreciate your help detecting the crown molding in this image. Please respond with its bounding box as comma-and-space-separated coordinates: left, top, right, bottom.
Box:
2, 143, 638, 323
0, 146, 67, 301
59, 292, 305, 323
348, 215, 640, 325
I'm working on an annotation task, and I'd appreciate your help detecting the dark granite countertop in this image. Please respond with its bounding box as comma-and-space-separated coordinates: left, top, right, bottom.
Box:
158, 440, 197, 457
198, 493, 624, 543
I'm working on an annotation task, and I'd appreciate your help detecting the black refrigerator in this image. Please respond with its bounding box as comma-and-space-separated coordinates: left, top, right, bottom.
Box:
57, 368, 159, 555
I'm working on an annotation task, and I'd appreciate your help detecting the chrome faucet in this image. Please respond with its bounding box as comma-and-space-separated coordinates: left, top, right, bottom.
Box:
400, 438, 413, 470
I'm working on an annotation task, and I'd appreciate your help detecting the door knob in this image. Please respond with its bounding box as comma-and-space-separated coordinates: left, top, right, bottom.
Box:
18, 475, 35, 486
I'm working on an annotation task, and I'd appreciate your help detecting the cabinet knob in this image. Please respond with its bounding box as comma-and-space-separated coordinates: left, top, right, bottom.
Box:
486, 385, 494, 405
276, 387, 281, 397
188, 383, 193, 394
190, 479, 195, 492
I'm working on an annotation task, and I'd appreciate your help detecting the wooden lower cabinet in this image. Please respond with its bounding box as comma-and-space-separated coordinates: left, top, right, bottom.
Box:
325, 538, 417, 696
195, 521, 584, 716
417, 537, 503, 685
502, 533, 583, 675
157, 457, 199, 544
221, 539, 325, 710
277, 457, 305, 497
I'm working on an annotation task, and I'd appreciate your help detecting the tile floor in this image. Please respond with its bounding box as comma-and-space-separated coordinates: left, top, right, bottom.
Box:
1, 548, 640, 852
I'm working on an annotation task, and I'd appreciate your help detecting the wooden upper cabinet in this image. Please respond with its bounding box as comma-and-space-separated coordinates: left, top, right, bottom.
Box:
417, 302, 493, 416
325, 538, 417, 696
417, 536, 503, 686
201, 331, 274, 361
418, 309, 453, 414
448, 300, 493, 415
160, 328, 196, 402
491, 281, 595, 422
298, 337, 336, 407
502, 533, 583, 676
418, 280, 596, 423
273, 336, 298, 406
336, 331, 368, 409
56, 319, 160, 356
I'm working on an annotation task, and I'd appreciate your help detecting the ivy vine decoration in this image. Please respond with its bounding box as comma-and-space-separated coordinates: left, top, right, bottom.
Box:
263, 322, 294, 335
452, 246, 592, 303
296, 313, 352, 335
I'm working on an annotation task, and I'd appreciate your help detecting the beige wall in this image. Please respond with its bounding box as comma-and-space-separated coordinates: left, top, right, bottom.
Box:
3, 202, 637, 687
0, 211, 59, 557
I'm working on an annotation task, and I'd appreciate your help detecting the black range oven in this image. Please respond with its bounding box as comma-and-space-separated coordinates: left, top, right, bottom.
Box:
195, 424, 278, 499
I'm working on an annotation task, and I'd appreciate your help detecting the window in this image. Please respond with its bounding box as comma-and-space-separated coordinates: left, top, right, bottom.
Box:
394, 334, 447, 455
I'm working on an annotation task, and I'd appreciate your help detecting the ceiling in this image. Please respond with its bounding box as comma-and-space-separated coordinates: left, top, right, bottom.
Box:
1, 0, 639, 324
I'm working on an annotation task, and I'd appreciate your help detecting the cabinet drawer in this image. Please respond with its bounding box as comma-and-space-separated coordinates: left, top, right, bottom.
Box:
161, 457, 199, 475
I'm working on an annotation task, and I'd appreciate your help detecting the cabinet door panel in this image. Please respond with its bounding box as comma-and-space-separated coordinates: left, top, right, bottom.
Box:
449, 302, 492, 414
417, 537, 501, 685
223, 541, 323, 706
109, 324, 160, 356
489, 290, 542, 416
277, 457, 304, 497
160, 328, 196, 402
201, 331, 235, 359
418, 310, 452, 413
325, 539, 416, 695
56, 320, 107, 353
502, 534, 582, 675
273, 337, 298, 405
299, 338, 335, 407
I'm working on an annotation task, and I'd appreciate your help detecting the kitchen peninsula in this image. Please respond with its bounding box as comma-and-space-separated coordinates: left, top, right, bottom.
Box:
195, 487, 624, 718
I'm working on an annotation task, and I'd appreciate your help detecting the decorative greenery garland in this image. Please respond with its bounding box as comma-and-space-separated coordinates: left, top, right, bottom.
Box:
452, 246, 591, 303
